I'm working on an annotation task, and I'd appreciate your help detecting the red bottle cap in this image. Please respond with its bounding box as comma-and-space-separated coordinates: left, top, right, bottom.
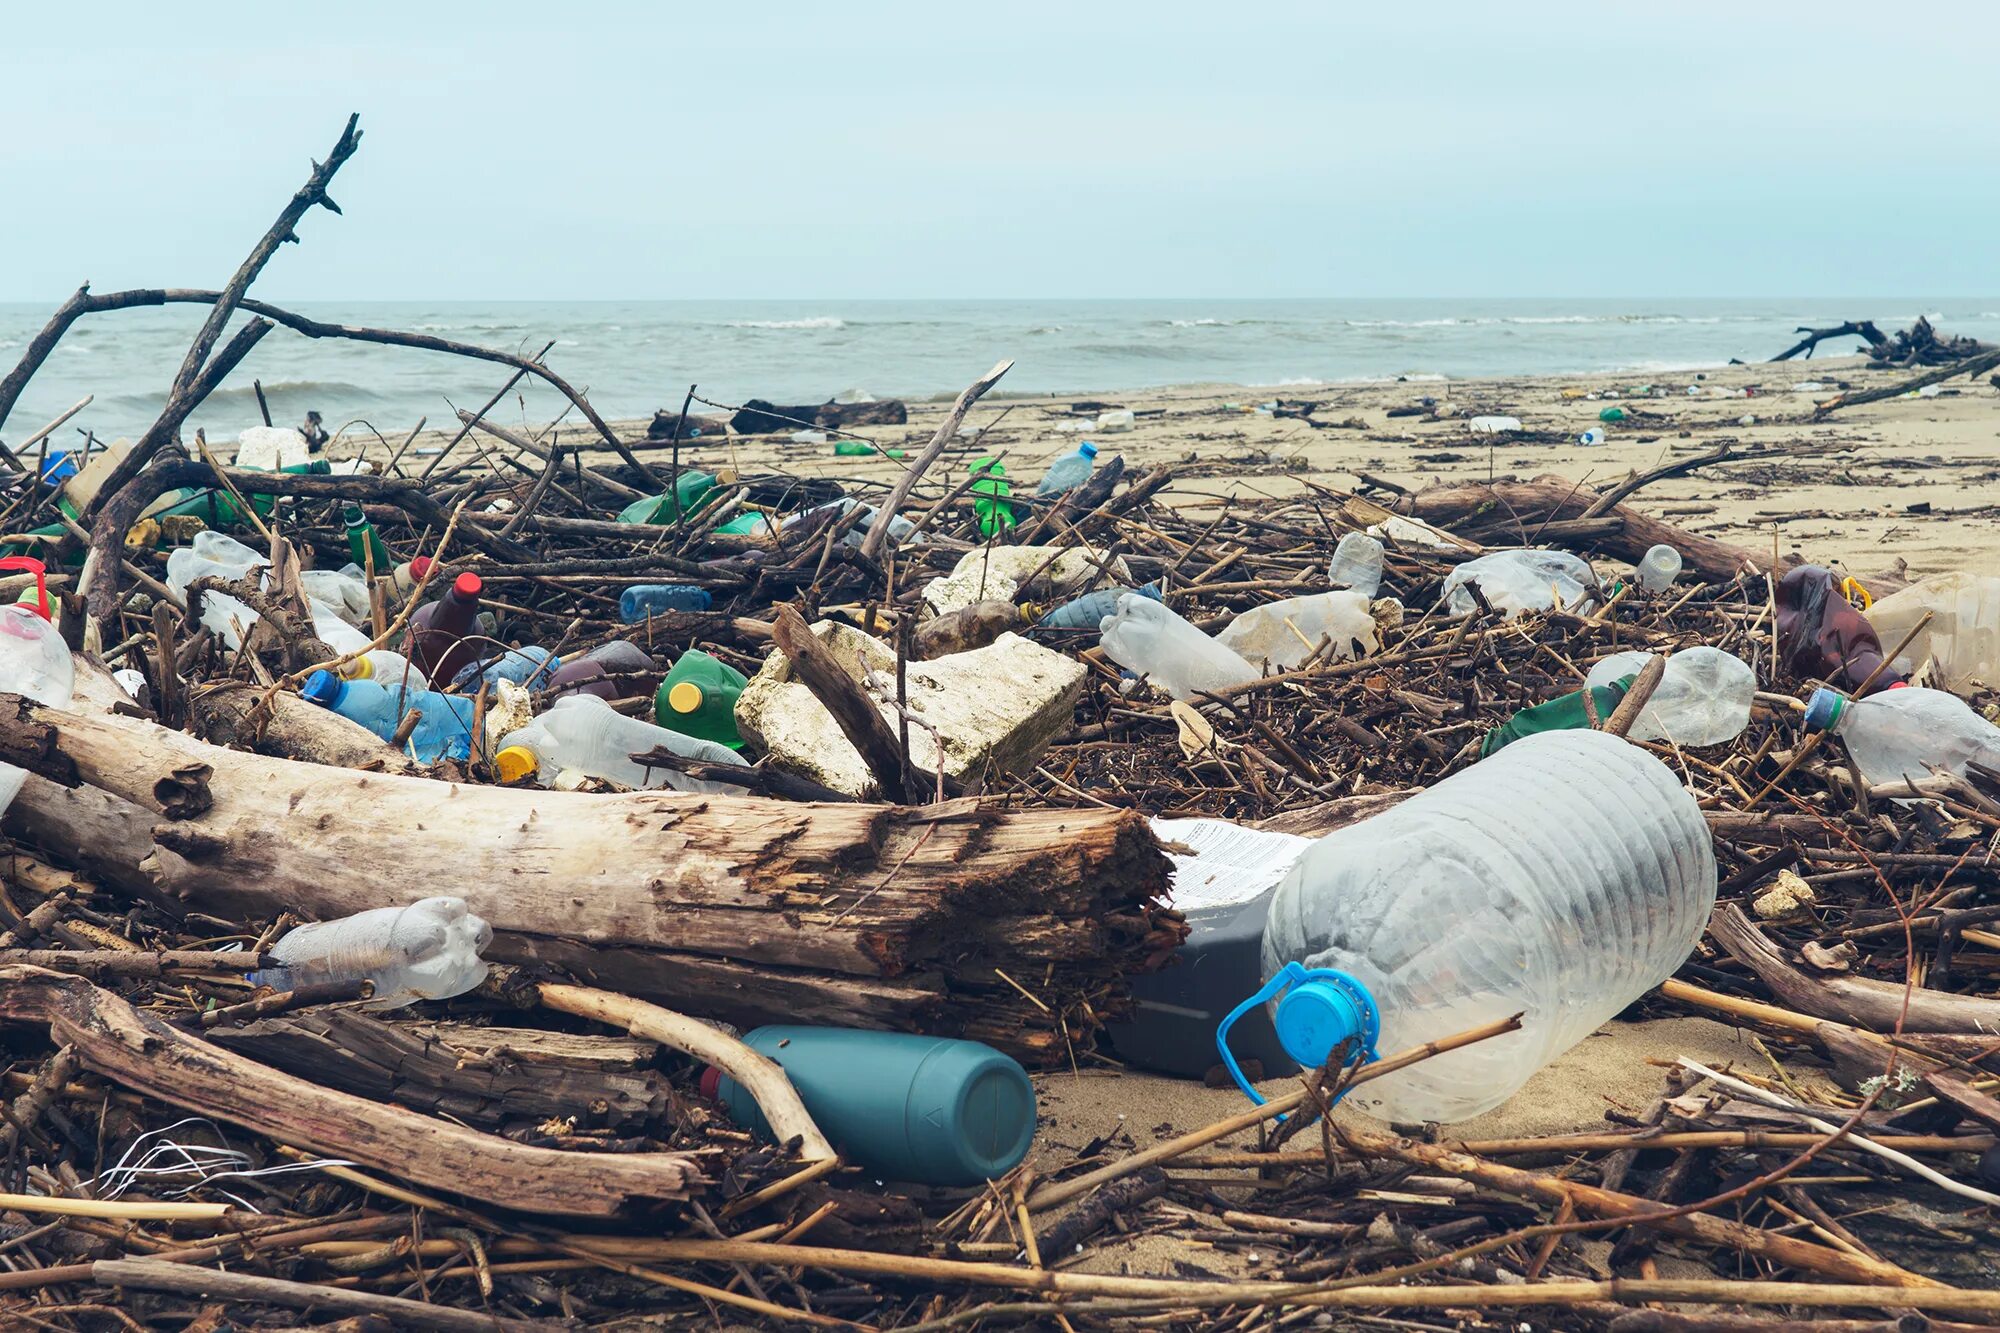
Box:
408, 555, 433, 581
453, 571, 483, 598
698, 1066, 722, 1101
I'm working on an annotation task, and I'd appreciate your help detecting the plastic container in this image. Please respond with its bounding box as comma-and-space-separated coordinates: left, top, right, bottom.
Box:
1256, 729, 1716, 1123
1635, 544, 1683, 594
1480, 678, 1632, 757
620, 585, 712, 621
1865, 573, 2000, 695
1218, 591, 1378, 672
164, 532, 270, 648
968, 457, 1016, 538
495, 693, 747, 793
1038, 583, 1160, 633
709, 1027, 1035, 1186
300, 670, 479, 764
547, 640, 659, 702
1441, 549, 1599, 619
408, 572, 486, 687
1327, 532, 1385, 597
301, 566, 371, 627
1099, 593, 1259, 700
344, 503, 392, 573
337, 648, 428, 691
655, 650, 748, 748
1578, 426, 1608, 447
453, 645, 562, 692
1804, 686, 2000, 788
1467, 416, 1522, 434
1035, 442, 1098, 497
616, 472, 721, 526
1583, 646, 1758, 746
249, 897, 492, 1010
1598, 406, 1628, 423
1095, 409, 1136, 433
0, 558, 73, 816
1776, 566, 1903, 695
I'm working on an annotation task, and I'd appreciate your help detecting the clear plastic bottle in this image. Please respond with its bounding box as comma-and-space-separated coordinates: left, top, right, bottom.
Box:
1583, 646, 1757, 746
308, 602, 430, 690
1260, 729, 1716, 1123
1035, 442, 1098, 497
619, 585, 712, 621
496, 694, 747, 793
1218, 591, 1379, 672
0, 560, 74, 817
165, 531, 269, 648
250, 897, 492, 1009
300, 670, 479, 764
1635, 544, 1683, 594
452, 645, 562, 692
1099, 593, 1259, 700
1327, 533, 1384, 597
1803, 685, 2000, 788
1864, 573, 2000, 695
1039, 584, 1160, 632
300, 565, 372, 626
1440, 549, 1599, 619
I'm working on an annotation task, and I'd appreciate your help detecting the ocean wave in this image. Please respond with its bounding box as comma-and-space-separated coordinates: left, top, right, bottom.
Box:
1027, 325, 1065, 334
1164, 318, 1264, 327
1248, 375, 1328, 387
729, 316, 845, 330
188, 380, 388, 409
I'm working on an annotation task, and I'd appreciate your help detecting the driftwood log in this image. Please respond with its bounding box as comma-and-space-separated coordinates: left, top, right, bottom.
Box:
0, 699, 1176, 1065
728, 398, 909, 434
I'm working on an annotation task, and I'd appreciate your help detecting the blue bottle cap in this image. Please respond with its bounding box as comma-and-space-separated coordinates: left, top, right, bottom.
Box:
300, 670, 344, 708
1079, 441, 1098, 459
1275, 975, 1380, 1070
1802, 687, 1845, 733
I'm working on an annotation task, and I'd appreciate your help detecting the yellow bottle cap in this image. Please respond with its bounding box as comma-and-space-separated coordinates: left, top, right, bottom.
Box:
495, 746, 539, 783
667, 680, 703, 714
339, 656, 375, 680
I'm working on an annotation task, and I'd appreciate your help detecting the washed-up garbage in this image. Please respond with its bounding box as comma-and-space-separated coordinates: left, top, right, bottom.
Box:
547, 639, 658, 702
1804, 685, 2000, 788
617, 471, 724, 525
1584, 645, 1758, 746
1216, 590, 1379, 672
1038, 582, 1160, 633
1098, 593, 1258, 699
620, 584, 712, 620
1864, 572, 2000, 695
498, 693, 747, 793
1253, 729, 1716, 1122
655, 649, 747, 748
1467, 415, 1522, 434
1036, 441, 1098, 496
302, 669, 480, 764
921, 542, 1123, 616
249, 897, 492, 1009
409, 571, 486, 685
1440, 548, 1599, 618
1480, 677, 1632, 756
1777, 565, 1904, 694
1326, 531, 1385, 596
708, 1028, 1034, 1185
1635, 542, 1683, 592
0, 559, 71, 816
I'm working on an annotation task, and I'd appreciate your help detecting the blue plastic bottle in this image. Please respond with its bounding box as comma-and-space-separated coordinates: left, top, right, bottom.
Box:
1035, 441, 1098, 497
1039, 582, 1162, 631
451, 645, 563, 692
619, 585, 713, 622
708, 1027, 1036, 1186
300, 670, 479, 764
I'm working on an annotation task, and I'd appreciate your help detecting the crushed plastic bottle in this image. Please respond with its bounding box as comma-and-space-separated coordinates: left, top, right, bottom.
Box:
547, 640, 658, 702
1255, 729, 1716, 1122
1035, 442, 1098, 497
1218, 591, 1379, 673
620, 585, 712, 621
1098, 593, 1258, 700
1635, 544, 1683, 594
1583, 646, 1758, 746
165, 531, 268, 648
1327, 532, 1385, 598
1441, 549, 1600, 619
1804, 686, 1999, 789
1776, 566, 1903, 695
301, 670, 479, 764
453, 645, 562, 692
1864, 573, 2000, 696
495, 693, 748, 794
250, 897, 492, 1010
783, 497, 922, 552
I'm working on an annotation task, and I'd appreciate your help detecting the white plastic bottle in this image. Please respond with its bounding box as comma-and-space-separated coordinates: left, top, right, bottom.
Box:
250, 897, 493, 1009
1804, 686, 2000, 788
1864, 573, 2000, 696
1440, 549, 1599, 619
1584, 646, 1757, 746
1259, 729, 1716, 1123
1218, 591, 1378, 673
1635, 544, 1683, 594
496, 694, 748, 794
1098, 593, 1258, 700
1327, 532, 1385, 598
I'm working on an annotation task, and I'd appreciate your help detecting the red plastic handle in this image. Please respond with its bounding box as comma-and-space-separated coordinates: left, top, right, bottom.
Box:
0, 556, 49, 621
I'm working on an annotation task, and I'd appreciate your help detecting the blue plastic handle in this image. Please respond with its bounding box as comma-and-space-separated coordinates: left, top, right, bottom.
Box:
1216, 961, 1381, 1114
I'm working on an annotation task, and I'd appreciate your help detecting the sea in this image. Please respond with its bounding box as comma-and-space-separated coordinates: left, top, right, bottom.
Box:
4, 298, 1997, 446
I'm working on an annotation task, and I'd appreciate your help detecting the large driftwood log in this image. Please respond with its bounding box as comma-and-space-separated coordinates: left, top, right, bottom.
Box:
728, 398, 909, 434
0, 967, 699, 1217
1, 701, 1175, 1064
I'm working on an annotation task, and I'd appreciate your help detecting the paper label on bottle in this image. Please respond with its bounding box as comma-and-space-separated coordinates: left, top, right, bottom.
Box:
1149, 817, 1313, 912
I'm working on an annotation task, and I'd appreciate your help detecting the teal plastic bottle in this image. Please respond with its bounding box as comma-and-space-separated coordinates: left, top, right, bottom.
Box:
708, 1027, 1035, 1186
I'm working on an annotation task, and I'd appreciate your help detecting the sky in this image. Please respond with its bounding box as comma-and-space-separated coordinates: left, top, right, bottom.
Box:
3, 1, 1997, 301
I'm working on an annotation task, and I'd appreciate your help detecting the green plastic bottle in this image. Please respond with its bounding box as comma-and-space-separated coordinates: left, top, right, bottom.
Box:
832, 441, 907, 459
654, 650, 747, 748
709, 1026, 1036, 1186
714, 512, 777, 537
1598, 406, 1628, 423
1480, 677, 1633, 757
968, 457, 1015, 537
344, 503, 393, 572
616, 471, 720, 525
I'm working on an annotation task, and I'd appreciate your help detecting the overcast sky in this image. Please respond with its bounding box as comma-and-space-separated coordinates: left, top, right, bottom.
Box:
4, 1, 1996, 301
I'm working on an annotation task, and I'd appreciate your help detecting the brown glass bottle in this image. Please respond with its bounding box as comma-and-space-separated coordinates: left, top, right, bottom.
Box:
409, 571, 485, 687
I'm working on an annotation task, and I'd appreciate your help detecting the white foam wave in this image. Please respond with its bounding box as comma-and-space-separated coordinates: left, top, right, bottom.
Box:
730, 316, 845, 330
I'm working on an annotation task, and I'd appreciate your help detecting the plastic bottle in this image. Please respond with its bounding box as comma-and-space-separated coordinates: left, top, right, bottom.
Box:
391, 556, 433, 602
1251, 729, 1716, 1123
249, 897, 492, 1010
495, 693, 747, 793
165, 532, 269, 648
832, 440, 905, 458
1583, 646, 1758, 746
1038, 583, 1161, 632
968, 457, 1016, 537
0, 559, 73, 817
1035, 442, 1098, 497
1441, 549, 1599, 619
1776, 566, 1904, 694
1095, 409, 1136, 433
337, 649, 429, 691
1804, 686, 2000, 788
1099, 593, 1259, 700
408, 572, 486, 686
300, 670, 480, 764
706, 1027, 1035, 1186
1480, 678, 1632, 757
616, 472, 720, 526
655, 650, 748, 748
1864, 573, 2000, 695
1218, 591, 1378, 672
1578, 426, 1608, 447
1635, 544, 1683, 594
1598, 406, 1627, 423
453, 645, 562, 692
620, 585, 712, 622
343, 503, 392, 573
1327, 532, 1385, 597
301, 566, 371, 627
546, 640, 660, 702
